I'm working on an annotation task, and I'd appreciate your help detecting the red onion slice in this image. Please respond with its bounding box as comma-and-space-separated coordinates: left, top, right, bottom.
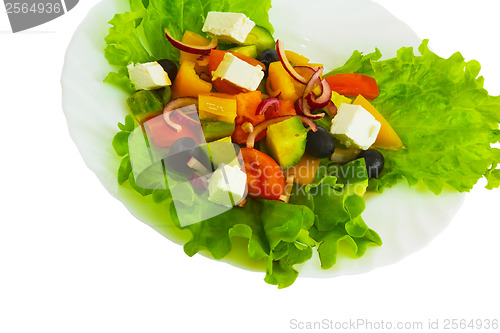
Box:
306, 93, 328, 109
324, 100, 338, 117
187, 157, 211, 175
246, 115, 317, 148
276, 40, 308, 84
299, 116, 318, 132
293, 65, 317, 80
163, 112, 182, 133
306, 78, 332, 109
303, 67, 324, 98
295, 98, 325, 120
165, 29, 218, 55
256, 98, 280, 116
189, 174, 208, 192
163, 97, 198, 114
265, 79, 281, 98
170, 108, 199, 126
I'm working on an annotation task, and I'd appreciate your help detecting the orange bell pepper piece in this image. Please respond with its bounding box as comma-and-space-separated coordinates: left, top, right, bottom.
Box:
265, 100, 297, 119
232, 91, 265, 144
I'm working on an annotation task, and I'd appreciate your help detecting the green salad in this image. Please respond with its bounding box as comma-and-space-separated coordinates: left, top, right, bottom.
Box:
104, 0, 500, 288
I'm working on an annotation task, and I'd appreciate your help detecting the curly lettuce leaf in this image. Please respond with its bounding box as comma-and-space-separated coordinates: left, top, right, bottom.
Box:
485, 165, 500, 190
290, 159, 382, 270
105, 8, 152, 66
325, 48, 382, 76
310, 224, 382, 269
104, 68, 137, 94
170, 196, 316, 288
328, 40, 500, 194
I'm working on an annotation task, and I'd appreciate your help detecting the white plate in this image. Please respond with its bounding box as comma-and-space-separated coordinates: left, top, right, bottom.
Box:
61, 0, 464, 278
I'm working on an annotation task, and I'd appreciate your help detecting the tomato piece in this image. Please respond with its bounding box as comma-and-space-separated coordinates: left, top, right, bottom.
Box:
209, 50, 265, 94
325, 73, 379, 100
143, 115, 198, 147
241, 148, 285, 200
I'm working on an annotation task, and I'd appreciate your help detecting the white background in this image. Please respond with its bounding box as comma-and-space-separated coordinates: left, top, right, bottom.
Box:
1, 1, 499, 332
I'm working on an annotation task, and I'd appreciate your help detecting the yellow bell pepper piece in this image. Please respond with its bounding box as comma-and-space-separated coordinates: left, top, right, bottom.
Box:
171, 61, 212, 99
198, 93, 237, 123
267, 62, 301, 101
179, 31, 211, 64
331, 91, 352, 109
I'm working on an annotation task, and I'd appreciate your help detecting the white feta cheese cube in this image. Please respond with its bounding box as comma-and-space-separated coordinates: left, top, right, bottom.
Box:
211, 53, 264, 91
208, 164, 247, 207
127, 62, 171, 91
202, 12, 255, 44
330, 104, 381, 150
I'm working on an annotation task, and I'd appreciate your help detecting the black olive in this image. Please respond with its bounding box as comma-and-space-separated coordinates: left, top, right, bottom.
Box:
305, 127, 336, 158
165, 137, 210, 176
357, 149, 385, 178
157, 59, 178, 82
258, 49, 279, 77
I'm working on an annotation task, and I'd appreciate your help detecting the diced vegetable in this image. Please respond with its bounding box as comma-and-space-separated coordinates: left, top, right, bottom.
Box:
330, 91, 352, 109
232, 91, 265, 144
325, 73, 380, 100
127, 90, 165, 124
285, 50, 309, 65
265, 99, 296, 119
143, 115, 197, 147
241, 148, 285, 200
267, 62, 302, 101
228, 45, 258, 59
241, 26, 275, 53
171, 61, 212, 99
179, 31, 213, 64
352, 94, 403, 150
201, 120, 236, 142
266, 116, 308, 168
286, 154, 321, 185
198, 93, 237, 123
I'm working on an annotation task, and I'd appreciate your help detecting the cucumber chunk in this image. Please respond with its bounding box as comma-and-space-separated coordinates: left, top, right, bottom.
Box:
228, 45, 258, 59
201, 120, 235, 142
267, 116, 307, 168
242, 26, 275, 54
